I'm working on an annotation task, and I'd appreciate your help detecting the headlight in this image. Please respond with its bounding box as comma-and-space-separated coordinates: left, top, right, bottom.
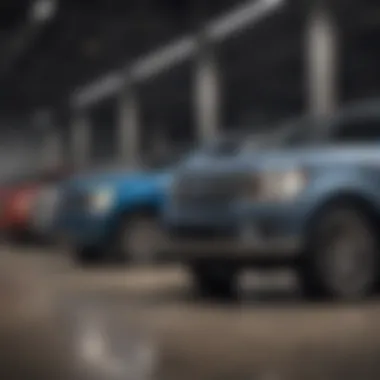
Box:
247, 169, 308, 202
89, 188, 115, 213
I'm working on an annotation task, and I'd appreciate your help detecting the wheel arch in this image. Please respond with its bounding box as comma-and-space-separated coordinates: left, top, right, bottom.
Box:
299, 190, 380, 299
111, 201, 160, 230
304, 190, 380, 240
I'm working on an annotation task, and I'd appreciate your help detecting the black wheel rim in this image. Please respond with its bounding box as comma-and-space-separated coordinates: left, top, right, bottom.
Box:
316, 212, 376, 298
122, 218, 163, 264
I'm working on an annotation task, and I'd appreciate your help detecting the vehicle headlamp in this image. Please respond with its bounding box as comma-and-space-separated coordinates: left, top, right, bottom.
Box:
89, 187, 115, 213
248, 168, 308, 202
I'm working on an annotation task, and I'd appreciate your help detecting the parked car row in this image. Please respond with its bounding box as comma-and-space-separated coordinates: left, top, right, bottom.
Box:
0, 167, 72, 243
4, 98, 380, 301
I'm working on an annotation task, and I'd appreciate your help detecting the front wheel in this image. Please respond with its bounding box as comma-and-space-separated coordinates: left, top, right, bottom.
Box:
113, 213, 165, 265
300, 205, 379, 301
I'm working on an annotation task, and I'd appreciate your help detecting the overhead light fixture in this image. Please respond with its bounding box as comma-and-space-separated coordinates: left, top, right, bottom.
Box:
30, 0, 58, 23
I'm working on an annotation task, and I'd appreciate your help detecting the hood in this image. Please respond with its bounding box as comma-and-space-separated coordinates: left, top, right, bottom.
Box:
246, 145, 380, 170
182, 145, 380, 174
62, 168, 173, 191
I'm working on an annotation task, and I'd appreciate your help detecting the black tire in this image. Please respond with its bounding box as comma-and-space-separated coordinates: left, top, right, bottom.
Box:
72, 245, 104, 267
300, 204, 378, 301
190, 261, 239, 300
112, 213, 164, 265
7, 229, 31, 246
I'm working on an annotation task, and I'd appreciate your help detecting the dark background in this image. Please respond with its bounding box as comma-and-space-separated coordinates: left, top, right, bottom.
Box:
1, 0, 380, 164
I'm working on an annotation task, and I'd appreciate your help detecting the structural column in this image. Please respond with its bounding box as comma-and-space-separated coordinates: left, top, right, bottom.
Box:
71, 111, 90, 168
44, 126, 62, 168
306, 0, 339, 117
33, 110, 62, 169
118, 84, 140, 166
150, 121, 170, 160
194, 38, 221, 144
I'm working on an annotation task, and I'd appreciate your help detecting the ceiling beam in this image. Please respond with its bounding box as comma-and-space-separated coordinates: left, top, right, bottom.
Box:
71, 0, 286, 109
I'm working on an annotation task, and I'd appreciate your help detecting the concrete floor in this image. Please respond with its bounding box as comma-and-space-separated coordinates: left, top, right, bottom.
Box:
1, 245, 380, 380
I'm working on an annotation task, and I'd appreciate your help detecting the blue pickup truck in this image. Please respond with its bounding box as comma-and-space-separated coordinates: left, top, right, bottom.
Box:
164, 99, 380, 301
53, 158, 174, 265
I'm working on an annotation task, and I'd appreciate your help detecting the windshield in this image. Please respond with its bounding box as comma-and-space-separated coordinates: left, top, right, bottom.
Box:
240, 130, 290, 153
238, 116, 329, 153
203, 127, 275, 156
206, 136, 245, 156
202, 119, 324, 156
265, 116, 325, 147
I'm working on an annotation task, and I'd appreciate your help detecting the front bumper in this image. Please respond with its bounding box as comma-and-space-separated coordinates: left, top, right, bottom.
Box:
55, 212, 113, 247
164, 235, 302, 261
163, 200, 310, 262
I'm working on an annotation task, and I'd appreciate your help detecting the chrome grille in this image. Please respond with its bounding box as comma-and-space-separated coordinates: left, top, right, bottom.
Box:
174, 171, 252, 206
58, 189, 88, 213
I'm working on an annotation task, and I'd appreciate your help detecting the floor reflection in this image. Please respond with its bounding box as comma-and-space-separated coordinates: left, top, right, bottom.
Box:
0, 252, 380, 380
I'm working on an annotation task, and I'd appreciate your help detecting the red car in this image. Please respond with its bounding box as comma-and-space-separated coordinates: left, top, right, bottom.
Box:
0, 167, 72, 243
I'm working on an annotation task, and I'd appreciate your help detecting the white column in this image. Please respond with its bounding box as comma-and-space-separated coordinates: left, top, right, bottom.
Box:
150, 125, 171, 164
33, 110, 62, 169
118, 85, 140, 167
194, 41, 221, 143
306, 1, 339, 117
43, 127, 62, 168
71, 112, 90, 168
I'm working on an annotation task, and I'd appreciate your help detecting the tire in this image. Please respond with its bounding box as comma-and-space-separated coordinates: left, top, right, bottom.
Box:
113, 213, 164, 265
7, 229, 30, 246
300, 204, 378, 301
190, 261, 239, 300
72, 245, 103, 267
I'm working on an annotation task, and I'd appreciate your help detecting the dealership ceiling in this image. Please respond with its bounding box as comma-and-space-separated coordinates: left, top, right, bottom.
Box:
0, 0, 247, 114
0, 0, 380, 119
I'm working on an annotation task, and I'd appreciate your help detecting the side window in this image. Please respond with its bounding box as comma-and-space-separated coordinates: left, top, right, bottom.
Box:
331, 116, 380, 143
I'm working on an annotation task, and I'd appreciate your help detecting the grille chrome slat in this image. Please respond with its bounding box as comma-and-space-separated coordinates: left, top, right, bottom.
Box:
58, 189, 88, 214
174, 171, 252, 206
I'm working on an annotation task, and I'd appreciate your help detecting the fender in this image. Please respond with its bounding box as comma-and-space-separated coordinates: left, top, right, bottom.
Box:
301, 166, 380, 230
109, 181, 166, 230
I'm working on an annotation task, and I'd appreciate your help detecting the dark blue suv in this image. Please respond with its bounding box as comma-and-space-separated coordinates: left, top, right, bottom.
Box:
53, 156, 176, 266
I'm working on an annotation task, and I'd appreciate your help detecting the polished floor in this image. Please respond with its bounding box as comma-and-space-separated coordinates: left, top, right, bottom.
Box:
0, 245, 379, 380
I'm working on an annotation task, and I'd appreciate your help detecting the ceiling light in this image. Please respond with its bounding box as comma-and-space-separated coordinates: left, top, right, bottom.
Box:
30, 0, 58, 23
